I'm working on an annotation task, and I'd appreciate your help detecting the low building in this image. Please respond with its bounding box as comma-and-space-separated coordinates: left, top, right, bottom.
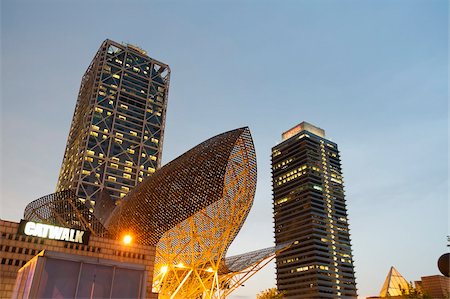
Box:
0, 219, 157, 299
12, 250, 148, 298
415, 275, 450, 299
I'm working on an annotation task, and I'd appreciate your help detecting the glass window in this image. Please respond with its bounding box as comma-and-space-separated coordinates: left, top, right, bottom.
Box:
110, 268, 143, 299
36, 259, 79, 298
76, 263, 113, 298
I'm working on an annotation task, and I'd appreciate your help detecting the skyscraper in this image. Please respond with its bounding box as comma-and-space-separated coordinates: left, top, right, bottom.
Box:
57, 39, 170, 207
272, 122, 357, 298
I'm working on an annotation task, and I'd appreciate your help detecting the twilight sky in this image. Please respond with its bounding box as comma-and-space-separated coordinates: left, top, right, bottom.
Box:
1, 0, 448, 298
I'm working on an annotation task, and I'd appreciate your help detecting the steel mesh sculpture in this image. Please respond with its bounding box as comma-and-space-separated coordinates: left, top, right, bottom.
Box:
102, 127, 256, 246
152, 127, 257, 298
23, 127, 263, 298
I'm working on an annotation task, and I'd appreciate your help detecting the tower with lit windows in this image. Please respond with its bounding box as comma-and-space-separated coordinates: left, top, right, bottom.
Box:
57, 39, 170, 207
272, 122, 357, 298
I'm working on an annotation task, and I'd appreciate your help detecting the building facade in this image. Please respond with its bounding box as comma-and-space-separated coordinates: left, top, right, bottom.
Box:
57, 39, 170, 205
272, 122, 357, 298
415, 275, 450, 299
0, 220, 157, 299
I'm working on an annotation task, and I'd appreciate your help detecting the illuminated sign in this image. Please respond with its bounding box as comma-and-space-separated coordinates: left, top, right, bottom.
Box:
282, 125, 302, 141
18, 220, 90, 245
282, 122, 326, 141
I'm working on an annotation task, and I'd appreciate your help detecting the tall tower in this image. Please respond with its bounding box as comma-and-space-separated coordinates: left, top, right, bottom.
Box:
57, 39, 170, 208
272, 122, 357, 298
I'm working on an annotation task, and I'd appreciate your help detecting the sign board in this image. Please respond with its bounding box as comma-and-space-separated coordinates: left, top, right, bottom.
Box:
17, 220, 90, 245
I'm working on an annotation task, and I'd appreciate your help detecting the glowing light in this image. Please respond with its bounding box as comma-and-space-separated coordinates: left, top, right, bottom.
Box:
176, 262, 185, 268
123, 234, 132, 245
206, 267, 214, 273
160, 265, 168, 273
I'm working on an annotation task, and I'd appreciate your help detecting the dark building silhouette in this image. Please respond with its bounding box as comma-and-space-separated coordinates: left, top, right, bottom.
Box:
272, 122, 357, 298
56, 39, 170, 206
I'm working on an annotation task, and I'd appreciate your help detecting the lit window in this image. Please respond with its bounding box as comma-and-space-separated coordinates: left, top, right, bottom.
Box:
108, 176, 116, 182
110, 163, 118, 169
120, 104, 128, 109
118, 115, 126, 120
296, 266, 308, 272
130, 131, 137, 136
125, 161, 133, 166
95, 107, 103, 113
90, 131, 98, 137
82, 170, 90, 175
124, 167, 132, 173
127, 148, 135, 154
113, 74, 120, 79
275, 197, 289, 205
123, 173, 131, 179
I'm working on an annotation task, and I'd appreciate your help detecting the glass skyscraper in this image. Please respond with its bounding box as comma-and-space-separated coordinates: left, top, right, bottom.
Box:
272, 122, 357, 298
57, 39, 170, 208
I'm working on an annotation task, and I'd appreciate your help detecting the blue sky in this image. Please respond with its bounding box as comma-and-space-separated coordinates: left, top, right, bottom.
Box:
1, 0, 448, 298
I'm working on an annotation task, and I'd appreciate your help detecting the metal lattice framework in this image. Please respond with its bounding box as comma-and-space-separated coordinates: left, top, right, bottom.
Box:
23, 190, 106, 235
213, 243, 291, 297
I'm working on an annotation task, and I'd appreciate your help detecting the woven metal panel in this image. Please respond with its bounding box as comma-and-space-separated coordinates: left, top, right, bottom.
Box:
23, 190, 106, 235
152, 127, 257, 298
105, 127, 256, 246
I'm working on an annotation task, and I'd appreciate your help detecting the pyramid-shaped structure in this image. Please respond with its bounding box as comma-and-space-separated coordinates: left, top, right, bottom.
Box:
379, 266, 410, 297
